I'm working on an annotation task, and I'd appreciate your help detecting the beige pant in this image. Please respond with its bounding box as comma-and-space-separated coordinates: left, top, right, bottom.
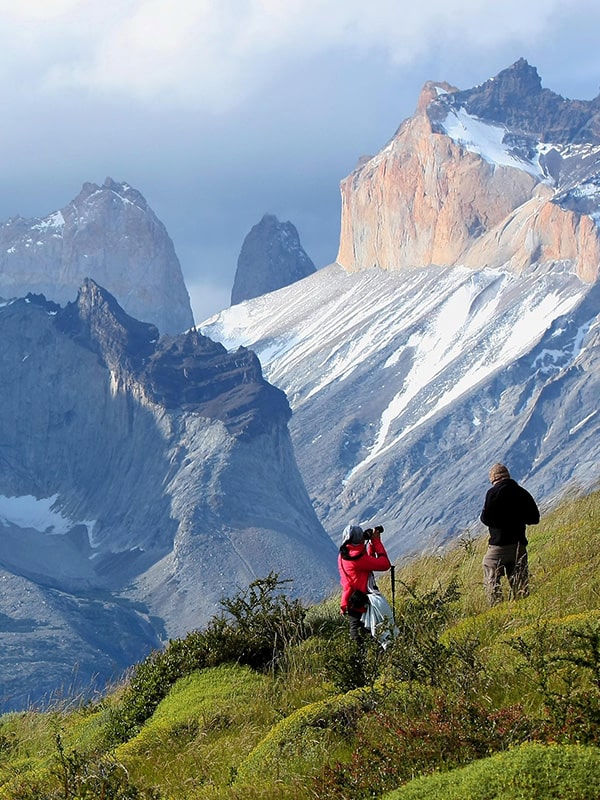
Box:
482, 543, 528, 605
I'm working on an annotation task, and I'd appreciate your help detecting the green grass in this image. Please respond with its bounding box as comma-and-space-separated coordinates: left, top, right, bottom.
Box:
116, 666, 272, 787
381, 742, 600, 800
0, 487, 599, 799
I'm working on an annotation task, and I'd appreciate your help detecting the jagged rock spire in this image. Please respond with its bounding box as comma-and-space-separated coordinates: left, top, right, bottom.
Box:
231, 214, 316, 305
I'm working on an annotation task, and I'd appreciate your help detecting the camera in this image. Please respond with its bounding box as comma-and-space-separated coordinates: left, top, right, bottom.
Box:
363, 524, 384, 540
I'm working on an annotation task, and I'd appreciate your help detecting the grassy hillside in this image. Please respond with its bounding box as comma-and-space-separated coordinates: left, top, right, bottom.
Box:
1, 488, 600, 799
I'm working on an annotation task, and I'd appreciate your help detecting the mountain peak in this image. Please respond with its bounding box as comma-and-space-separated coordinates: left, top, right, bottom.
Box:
494, 57, 543, 94
73, 178, 149, 215
56, 278, 290, 436
55, 277, 159, 374
338, 60, 600, 281
231, 214, 316, 305
430, 60, 600, 144
0, 179, 194, 335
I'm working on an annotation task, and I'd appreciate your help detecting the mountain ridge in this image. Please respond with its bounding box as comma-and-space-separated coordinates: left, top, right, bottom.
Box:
429, 58, 600, 144
0, 281, 336, 710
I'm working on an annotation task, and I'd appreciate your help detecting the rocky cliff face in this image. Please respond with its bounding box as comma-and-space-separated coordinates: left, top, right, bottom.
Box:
231, 214, 316, 305
0, 283, 336, 710
337, 60, 600, 284
0, 178, 194, 335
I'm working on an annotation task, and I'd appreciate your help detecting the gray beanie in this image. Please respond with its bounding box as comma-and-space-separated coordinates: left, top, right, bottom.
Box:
342, 523, 364, 546
489, 463, 511, 483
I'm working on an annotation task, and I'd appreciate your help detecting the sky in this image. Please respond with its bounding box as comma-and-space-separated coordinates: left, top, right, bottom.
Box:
1, 0, 600, 324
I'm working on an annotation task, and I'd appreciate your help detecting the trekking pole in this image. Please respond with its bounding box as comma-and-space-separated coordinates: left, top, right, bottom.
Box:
390, 564, 396, 622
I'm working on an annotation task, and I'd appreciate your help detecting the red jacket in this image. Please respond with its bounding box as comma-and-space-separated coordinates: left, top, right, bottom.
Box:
338, 538, 391, 614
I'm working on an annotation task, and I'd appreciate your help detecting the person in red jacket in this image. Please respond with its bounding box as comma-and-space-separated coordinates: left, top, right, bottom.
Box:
338, 523, 391, 640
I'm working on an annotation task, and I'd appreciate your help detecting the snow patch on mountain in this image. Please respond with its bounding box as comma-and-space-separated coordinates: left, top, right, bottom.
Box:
569, 409, 599, 436
533, 318, 596, 375
0, 494, 88, 536
440, 107, 546, 178
204, 263, 586, 431
354, 279, 584, 478
32, 211, 65, 233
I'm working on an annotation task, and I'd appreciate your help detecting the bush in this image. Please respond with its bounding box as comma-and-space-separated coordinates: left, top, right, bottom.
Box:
0, 735, 160, 800
317, 694, 533, 799
114, 666, 274, 792
319, 626, 385, 692
317, 579, 471, 694
507, 612, 600, 743
104, 574, 308, 745
204, 572, 308, 671
385, 579, 464, 687
103, 631, 209, 745
52, 734, 160, 799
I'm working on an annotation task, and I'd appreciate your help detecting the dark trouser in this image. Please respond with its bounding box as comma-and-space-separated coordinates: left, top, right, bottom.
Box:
348, 611, 366, 640
482, 543, 528, 605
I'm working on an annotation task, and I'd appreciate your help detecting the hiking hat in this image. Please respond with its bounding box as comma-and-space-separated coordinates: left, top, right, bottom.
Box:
342, 524, 364, 546
489, 463, 510, 483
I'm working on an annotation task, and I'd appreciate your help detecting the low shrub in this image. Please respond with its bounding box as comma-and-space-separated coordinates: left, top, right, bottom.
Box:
507, 611, 600, 743
319, 626, 385, 692
103, 574, 308, 745
115, 666, 275, 793
318, 579, 474, 695
204, 572, 308, 671
366, 578, 487, 701
0, 735, 160, 800
317, 695, 534, 800
103, 631, 208, 745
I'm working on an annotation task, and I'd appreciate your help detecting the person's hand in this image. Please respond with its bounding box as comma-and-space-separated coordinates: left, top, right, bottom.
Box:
370, 525, 384, 541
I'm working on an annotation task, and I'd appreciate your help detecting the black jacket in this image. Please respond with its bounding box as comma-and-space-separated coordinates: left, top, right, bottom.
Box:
480, 478, 540, 546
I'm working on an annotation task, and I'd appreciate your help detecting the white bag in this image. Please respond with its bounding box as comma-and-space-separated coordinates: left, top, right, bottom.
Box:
361, 590, 397, 649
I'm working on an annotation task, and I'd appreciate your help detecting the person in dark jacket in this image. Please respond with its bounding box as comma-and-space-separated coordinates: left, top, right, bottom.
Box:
480, 463, 540, 605
338, 523, 391, 640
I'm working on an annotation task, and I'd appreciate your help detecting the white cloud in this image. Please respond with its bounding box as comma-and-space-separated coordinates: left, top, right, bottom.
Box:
0, 0, 594, 109
0, 0, 82, 19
